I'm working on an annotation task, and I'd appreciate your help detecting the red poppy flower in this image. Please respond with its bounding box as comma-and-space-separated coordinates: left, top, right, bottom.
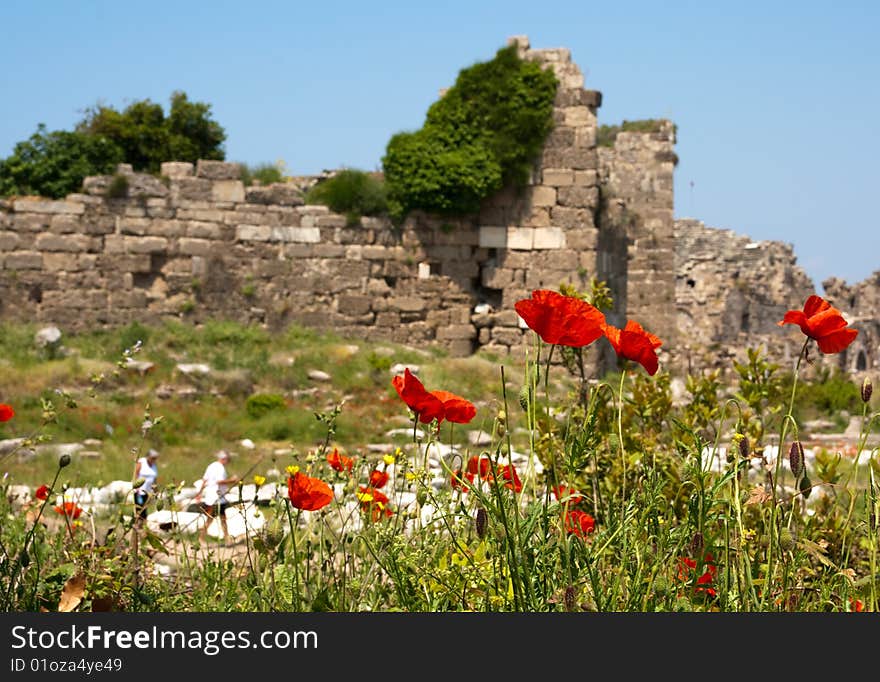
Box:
778, 295, 858, 354
602, 320, 663, 376
391, 369, 476, 425
552, 485, 584, 506
514, 289, 606, 347
563, 509, 595, 537
287, 472, 334, 511
0, 403, 13, 422
327, 448, 354, 474
850, 598, 865, 613
431, 390, 477, 424
358, 486, 392, 521
54, 501, 83, 519
466, 456, 492, 480
677, 553, 718, 598
369, 469, 389, 489
35, 485, 50, 501
451, 469, 476, 492
497, 464, 522, 493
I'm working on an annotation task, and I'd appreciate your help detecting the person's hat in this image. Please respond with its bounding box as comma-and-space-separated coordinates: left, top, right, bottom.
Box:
216, 449, 231, 460
147, 448, 160, 459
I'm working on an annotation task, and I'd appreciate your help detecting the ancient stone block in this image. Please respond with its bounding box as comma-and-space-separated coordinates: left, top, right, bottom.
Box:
507, 227, 533, 250
179, 238, 213, 256
211, 180, 245, 203
161, 162, 193, 178
337, 295, 373, 316
271, 227, 320, 243
0, 231, 21, 250
558, 186, 599, 208
12, 198, 85, 215
478, 226, 507, 248
236, 225, 271, 242
436, 324, 476, 341
126, 236, 168, 254
532, 227, 566, 250
542, 169, 575, 186
35, 234, 93, 252
196, 160, 242, 180
4, 252, 43, 269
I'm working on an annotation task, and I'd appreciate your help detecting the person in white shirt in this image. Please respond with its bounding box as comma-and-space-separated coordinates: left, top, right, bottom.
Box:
195, 450, 239, 544
132, 448, 160, 527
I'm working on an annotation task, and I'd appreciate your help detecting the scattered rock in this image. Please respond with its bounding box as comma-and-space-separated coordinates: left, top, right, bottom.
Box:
240, 438, 256, 450
307, 369, 332, 382
123, 358, 155, 375
35, 326, 62, 348
176, 363, 211, 376
468, 430, 493, 446
390, 363, 420, 375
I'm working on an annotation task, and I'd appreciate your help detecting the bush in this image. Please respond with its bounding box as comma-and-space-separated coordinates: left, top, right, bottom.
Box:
596, 119, 672, 148
382, 44, 557, 221
240, 162, 285, 186
77, 91, 226, 174
0, 125, 123, 199
245, 393, 287, 419
106, 173, 129, 199
304, 168, 387, 225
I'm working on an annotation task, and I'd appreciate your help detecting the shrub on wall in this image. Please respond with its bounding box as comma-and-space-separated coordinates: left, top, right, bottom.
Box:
382, 44, 558, 222
0, 125, 123, 199
304, 168, 388, 225
0, 91, 226, 199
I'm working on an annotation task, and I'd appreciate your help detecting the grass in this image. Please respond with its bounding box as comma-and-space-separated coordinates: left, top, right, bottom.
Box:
1, 318, 877, 613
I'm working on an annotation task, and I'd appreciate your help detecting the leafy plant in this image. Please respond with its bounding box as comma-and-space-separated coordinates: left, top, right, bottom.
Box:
304, 168, 387, 224
245, 392, 287, 419
382, 44, 557, 221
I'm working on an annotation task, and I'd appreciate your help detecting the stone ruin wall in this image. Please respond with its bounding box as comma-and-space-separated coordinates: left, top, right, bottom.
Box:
2, 34, 874, 379
822, 273, 880, 376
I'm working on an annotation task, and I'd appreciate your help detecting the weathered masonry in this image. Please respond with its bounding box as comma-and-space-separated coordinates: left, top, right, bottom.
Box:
1, 36, 875, 376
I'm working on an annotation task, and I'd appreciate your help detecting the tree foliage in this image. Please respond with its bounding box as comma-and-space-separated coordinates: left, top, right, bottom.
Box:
0, 125, 123, 199
0, 91, 226, 198
382, 44, 557, 222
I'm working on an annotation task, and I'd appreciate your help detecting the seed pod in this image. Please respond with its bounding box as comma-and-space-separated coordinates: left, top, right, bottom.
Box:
689, 531, 704, 557
416, 488, 428, 506
475, 508, 487, 539
563, 585, 577, 612
737, 433, 750, 459
518, 385, 531, 412
788, 441, 805, 479
778, 527, 796, 551
59, 453, 71, 468
862, 377, 873, 404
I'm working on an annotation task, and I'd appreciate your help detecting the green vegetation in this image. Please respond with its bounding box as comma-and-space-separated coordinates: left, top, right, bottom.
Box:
239, 161, 286, 186
304, 168, 388, 225
382, 44, 558, 222
0, 91, 225, 199
0, 125, 123, 199
596, 118, 671, 147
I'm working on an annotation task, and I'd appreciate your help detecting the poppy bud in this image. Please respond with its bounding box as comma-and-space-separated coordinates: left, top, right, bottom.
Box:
59, 453, 71, 468
798, 474, 812, 499
156, 498, 164, 511
416, 488, 428, 506
475, 508, 487, 539
861, 377, 873, 404
788, 441, 805, 479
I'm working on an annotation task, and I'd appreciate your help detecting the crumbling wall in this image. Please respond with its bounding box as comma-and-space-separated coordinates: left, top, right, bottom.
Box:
674, 218, 817, 371
822, 273, 880, 375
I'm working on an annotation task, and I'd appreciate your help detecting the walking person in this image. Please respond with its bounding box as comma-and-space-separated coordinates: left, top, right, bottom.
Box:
132, 448, 160, 528
194, 450, 239, 545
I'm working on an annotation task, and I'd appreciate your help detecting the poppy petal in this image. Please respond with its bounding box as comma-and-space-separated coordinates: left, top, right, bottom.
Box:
816, 327, 859, 354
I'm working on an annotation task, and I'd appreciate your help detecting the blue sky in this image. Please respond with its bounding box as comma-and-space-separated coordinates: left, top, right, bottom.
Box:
2, 1, 877, 289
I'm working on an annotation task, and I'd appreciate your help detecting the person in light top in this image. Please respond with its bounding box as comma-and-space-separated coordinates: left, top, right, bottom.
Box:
132, 448, 160, 527
194, 450, 239, 544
